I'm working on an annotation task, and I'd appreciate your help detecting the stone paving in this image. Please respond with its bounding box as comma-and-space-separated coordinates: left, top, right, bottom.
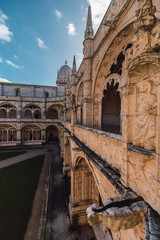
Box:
0, 149, 47, 169
45, 145, 96, 240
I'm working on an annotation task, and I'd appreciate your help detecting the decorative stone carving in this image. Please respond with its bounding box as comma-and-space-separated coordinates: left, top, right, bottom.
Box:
103, 20, 115, 29
132, 0, 160, 58
133, 81, 156, 150
135, 0, 156, 32
151, 22, 160, 50
86, 192, 148, 232
114, 37, 122, 45
103, 74, 121, 94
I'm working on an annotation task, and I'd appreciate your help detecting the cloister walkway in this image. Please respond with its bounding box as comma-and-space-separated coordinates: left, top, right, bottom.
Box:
45, 145, 96, 240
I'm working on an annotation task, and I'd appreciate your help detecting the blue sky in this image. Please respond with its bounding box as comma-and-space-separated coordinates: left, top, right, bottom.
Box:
0, 0, 111, 86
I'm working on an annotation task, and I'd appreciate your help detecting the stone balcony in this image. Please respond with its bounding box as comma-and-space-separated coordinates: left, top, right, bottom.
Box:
64, 122, 160, 216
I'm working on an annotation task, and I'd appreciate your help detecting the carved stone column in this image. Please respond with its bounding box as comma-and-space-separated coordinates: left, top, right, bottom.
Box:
82, 69, 93, 127
42, 97, 46, 120
16, 128, 21, 145
42, 128, 46, 144
69, 154, 99, 227
17, 96, 22, 119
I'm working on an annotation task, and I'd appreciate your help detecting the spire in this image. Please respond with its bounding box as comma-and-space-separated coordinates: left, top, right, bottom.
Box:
72, 55, 77, 75
85, 5, 94, 40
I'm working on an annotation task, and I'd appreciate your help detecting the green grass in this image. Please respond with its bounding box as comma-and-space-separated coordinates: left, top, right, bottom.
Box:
0, 151, 27, 161
0, 155, 45, 240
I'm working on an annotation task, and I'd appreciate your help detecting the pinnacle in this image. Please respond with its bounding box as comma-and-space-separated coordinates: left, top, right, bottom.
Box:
72, 55, 77, 74
84, 5, 94, 40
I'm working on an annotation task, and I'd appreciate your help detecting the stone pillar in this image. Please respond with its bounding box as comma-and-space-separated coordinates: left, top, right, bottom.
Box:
17, 128, 21, 145
63, 110, 66, 122
17, 96, 22, 119
71, 108, 76, 135
120, 89, 130, 187
156, 76, 160, 199
42, 98, 46, 120
59, 127, 64, 158
83, 79, 92, 128
42, 128, 46, 144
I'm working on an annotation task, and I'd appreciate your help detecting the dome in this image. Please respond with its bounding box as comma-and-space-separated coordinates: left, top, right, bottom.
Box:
56, 60, 71, 86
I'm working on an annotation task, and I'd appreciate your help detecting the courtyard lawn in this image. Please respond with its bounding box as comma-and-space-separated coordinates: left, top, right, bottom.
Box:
0, 151, 27, 161
0, 155, 45, 240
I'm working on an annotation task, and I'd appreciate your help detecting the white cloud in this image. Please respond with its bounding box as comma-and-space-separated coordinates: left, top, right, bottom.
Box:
0, 57, 3, 63
37, 38, 47, 49
0, 9, 13, 42
87, 0, 111, 29
66, 23, 77, 36
55, 10, 62, 21
0, 9, 8, 24
0, 77, 11, 83
6, 60, 24, 69
14, 55, 18, 59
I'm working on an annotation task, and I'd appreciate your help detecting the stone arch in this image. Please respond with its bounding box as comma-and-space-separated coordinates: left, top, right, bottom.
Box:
46, 104, 63, 120
101, 74, 121, 134
21, 124, 41, 142
46, 124, 59, 143
0, 103, 17, 118
92, 24, 133, 129
70, 155, 100, 226
0, 108, 7, 118
0, 124, 17, 142
23, 104, 42, 119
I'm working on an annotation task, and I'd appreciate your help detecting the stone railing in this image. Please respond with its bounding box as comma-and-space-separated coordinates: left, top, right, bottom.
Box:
64, 123, 160, 215
74, 124, 124, 174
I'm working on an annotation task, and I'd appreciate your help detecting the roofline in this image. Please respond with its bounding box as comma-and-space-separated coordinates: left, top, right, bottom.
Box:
0, 82, 57, 89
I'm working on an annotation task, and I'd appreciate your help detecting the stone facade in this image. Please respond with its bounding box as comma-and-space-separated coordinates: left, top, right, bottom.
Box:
1, 0, 160, 239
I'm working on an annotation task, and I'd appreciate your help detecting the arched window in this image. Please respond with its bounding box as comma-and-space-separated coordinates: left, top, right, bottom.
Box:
9, 108, 17, 118
0, 108, 7, 118
46, 125, 59, 143
23, 104, 41, 119
45, 92, 49, 98
0, 125, 17, 142
47, 108, 58, 119
0, 104, 17, 118
15, 88, 20, 96
102, 79, 121, 134
22, 125, 41, 142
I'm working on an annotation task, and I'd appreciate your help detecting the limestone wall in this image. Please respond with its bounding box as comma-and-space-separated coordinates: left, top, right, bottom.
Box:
0, 83, 64, 98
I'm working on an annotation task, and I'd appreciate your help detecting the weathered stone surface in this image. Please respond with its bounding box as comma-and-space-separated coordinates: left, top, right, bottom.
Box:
86, 193, 147, 233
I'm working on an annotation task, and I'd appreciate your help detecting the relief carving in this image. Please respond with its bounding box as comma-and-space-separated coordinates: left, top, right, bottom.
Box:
133, 81, 157, 150
151, 22, 160, 50
132, 0, 160, 58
